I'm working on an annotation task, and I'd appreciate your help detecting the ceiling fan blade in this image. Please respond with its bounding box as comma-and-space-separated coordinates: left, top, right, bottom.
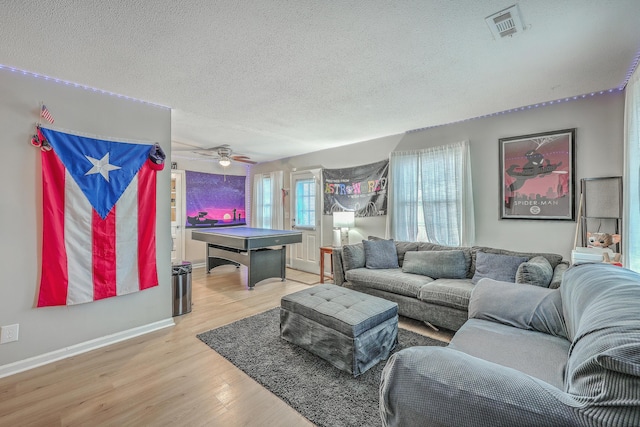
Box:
190, 145, 254, 163
192, 150, 219, 158
173, 140, 207, 151
233, 157, 257, 164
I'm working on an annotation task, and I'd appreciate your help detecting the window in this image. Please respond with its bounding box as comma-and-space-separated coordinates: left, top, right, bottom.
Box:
295, 178, 316, 229
624, 66, 640, 271
389, 141, 475, 246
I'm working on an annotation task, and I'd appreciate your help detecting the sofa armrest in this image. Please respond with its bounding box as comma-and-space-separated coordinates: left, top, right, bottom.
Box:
332, 247, 346, 286
380, 347, 581, 427
469, 278, 567, 338
549, 260, 570, 289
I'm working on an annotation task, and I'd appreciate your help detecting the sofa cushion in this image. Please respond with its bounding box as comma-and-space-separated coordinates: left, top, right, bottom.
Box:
470, 246, 563, 276
367, 236, 419, 267
597, 345, 640, 377
417, 279, 473, 310
402, 250, 467, 279
363, 239, 399, 269
562, 264, 640, 404
471, 252, 529, 285
345, 268, 433, 298
395, 241, 419, 266
417, 243, 473, 278
342, 243, 365, 271
368, 237, 419, 267
469, 278, 566, 338
515, 256, 554, 287
449, 318, 570, 389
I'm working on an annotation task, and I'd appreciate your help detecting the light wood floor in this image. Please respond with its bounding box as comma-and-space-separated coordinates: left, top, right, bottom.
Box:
0, 266, 451, 427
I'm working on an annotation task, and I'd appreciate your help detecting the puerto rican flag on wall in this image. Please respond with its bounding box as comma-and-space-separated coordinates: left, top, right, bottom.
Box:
37, 128, 159, 307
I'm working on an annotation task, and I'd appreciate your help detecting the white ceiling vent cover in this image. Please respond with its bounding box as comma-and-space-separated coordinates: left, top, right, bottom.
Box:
485, 5, 524, 39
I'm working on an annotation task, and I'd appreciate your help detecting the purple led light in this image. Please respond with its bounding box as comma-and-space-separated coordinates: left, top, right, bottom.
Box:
0, 63, 169, 109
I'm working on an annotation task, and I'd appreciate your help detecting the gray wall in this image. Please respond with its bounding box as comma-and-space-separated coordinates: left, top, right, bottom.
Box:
397, 93, 624, 258
0, 69, 172, 366
250, 92, 625, 261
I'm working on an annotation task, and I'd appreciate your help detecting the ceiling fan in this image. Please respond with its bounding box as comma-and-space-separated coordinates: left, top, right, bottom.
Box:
191, 144, 257, 166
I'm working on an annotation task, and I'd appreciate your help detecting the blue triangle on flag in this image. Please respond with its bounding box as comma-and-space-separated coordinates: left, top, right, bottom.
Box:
40, 128, 151, 219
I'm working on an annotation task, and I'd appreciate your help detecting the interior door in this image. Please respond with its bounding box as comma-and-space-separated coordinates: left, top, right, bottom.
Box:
171, 171, 185, 264
290, 169, 322, 273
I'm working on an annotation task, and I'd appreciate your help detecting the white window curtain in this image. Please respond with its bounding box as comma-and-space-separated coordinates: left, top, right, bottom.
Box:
388, 140, 475, 246
387, 150, 420, 241
251, 174, 263, 228
270, 170, 284, 229
251, 171, 284, 229
624, 66, 640, 271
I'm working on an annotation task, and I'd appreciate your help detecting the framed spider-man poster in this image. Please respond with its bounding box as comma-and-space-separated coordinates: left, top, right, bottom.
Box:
499, 128, 576, 220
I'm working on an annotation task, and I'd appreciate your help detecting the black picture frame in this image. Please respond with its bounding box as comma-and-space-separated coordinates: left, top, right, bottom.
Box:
499, 128, 576, 220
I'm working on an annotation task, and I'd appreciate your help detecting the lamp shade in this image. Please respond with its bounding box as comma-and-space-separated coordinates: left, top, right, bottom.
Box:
333, 211, 355, 228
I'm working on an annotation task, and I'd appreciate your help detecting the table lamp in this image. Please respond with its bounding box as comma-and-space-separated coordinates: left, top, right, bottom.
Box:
333, 211, 355, 247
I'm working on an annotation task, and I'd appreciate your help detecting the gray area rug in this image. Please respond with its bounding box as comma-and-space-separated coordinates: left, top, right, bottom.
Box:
197, 307, 447, 427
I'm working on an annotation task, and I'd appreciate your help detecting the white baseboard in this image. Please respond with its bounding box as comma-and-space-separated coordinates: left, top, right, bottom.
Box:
0, 318, 175, 379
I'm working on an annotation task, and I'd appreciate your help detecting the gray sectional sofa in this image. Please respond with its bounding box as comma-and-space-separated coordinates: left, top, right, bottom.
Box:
379, 263, 640, 427
332, 240, 569, 331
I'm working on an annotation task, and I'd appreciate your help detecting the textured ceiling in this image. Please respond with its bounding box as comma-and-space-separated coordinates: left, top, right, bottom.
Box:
2, 1, 640, 163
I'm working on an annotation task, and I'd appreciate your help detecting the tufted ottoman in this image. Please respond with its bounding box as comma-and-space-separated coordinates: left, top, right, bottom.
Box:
280, 284, 398, 376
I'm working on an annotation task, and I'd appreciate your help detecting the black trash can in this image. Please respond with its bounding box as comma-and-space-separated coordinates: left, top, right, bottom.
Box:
172, 261, 192, 316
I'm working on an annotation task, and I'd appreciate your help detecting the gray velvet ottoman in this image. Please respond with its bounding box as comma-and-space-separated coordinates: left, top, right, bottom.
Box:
280, 284, 398, 376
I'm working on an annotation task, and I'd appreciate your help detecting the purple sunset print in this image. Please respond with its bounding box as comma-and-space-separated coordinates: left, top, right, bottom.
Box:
185, 171, 246, 228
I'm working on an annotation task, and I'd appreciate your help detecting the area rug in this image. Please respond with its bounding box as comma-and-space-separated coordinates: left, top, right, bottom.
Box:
197, 307, 447, 427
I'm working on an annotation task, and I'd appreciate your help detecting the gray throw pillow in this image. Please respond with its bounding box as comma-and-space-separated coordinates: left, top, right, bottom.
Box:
472, 251, 529, 285
402, 250, 467, 279
516, 256, 554, 287
342, 243, 366, 271
362, 239, 399, 269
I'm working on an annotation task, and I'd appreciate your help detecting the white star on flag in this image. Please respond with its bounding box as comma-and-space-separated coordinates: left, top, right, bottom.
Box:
84, 153, 121, 182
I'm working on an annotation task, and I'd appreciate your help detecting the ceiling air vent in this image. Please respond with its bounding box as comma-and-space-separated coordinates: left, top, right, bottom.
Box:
485, 5, 523, 39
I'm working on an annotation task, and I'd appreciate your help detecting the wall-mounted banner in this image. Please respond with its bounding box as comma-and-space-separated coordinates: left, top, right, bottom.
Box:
185, 171, 246, 228
323, 160, 388, 217
36, 127, 160, 307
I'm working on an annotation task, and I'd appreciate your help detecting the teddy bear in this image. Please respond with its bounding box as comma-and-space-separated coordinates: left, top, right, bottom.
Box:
586, 232, 622, 266
587, 231, 620, 248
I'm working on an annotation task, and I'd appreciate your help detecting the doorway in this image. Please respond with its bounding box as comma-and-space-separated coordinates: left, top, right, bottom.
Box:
290, 169, 322, 273
171, 170, 185, 264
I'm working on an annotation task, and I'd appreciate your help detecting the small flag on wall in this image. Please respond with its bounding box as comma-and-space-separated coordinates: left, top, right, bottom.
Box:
41, 104, 54, 123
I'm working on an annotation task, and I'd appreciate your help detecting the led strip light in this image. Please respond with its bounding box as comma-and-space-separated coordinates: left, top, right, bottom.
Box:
0, 64, 170, 109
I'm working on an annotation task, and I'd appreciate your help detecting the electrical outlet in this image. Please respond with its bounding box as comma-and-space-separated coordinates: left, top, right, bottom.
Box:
0, 324, 19, 344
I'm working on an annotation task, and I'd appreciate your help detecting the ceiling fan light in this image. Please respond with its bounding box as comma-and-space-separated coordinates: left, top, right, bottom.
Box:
219, 158, 231, 167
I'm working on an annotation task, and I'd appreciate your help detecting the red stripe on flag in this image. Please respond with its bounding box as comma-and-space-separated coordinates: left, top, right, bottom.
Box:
92, 209, 117, 300
38, 150, 68, 307
138, 162, 158, 289
41, 105, 54, 123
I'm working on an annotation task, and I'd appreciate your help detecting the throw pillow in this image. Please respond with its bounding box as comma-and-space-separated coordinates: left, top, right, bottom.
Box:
471, 251, 529, 285
342, 243, 366, 271
515, 256, 554, 287
402, 250, 467, 279
362, 239, 399, 269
